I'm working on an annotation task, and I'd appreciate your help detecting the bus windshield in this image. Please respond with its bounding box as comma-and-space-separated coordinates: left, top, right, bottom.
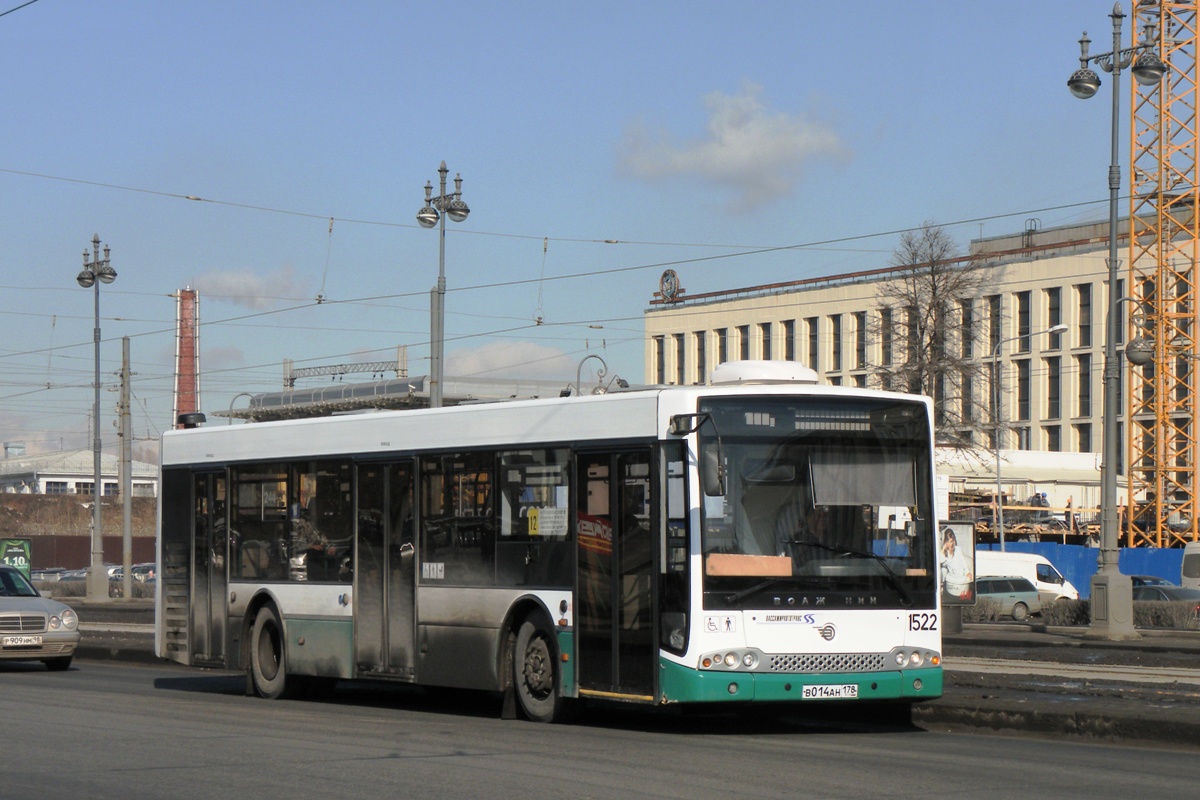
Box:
697, 396, 936, 610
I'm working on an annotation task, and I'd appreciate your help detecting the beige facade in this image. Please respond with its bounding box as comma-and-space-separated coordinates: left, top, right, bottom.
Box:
644, 219, 1127, 459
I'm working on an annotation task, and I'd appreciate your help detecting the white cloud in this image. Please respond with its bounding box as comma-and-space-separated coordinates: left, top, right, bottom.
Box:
202, 345, 247, 372
618, 82, 847, 211
194, 265, 310, 309
447, 341, 577, 381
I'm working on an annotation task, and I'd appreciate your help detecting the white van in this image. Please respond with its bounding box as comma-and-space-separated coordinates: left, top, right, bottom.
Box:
1182, 542, 1200, 590
975, 551, 1079, 605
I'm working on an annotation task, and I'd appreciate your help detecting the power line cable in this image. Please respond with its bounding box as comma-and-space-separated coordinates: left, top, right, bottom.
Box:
0, 166, 1123, 251
0, 0, 39, 19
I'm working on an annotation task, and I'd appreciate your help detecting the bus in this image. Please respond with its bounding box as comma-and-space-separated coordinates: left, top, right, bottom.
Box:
156, 360, 942, 722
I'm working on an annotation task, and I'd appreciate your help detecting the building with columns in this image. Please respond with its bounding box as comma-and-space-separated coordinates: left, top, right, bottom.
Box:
644, 219, 1134, 519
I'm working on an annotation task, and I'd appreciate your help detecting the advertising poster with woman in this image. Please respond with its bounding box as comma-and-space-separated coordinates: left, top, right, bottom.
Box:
938, 522, 976, 605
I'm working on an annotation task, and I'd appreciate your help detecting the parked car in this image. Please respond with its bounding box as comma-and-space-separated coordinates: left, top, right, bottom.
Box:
976, 576, 1043, 621
30, 568, 66, 583
0, 564, 80, 671
109, 563, 156, 584
1131, 575, 1177, 588
1131, 585, 1200, 618
56, 566, 120, 581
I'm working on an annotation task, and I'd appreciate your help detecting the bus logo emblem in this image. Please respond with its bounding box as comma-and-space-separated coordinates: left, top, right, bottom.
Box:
815, 623, 837, 641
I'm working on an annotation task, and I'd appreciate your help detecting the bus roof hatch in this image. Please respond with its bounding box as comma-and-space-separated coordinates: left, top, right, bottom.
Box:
709, 360, 819, 386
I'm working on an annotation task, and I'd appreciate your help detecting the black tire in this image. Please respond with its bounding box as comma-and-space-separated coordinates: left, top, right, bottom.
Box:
513, 618, 564, 723
250, 605, 294, 699
1011, 602, 1029, 622
43, 656, 72, 672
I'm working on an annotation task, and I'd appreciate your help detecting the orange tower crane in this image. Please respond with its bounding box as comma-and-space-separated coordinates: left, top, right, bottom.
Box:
1128, 0, 1200, 547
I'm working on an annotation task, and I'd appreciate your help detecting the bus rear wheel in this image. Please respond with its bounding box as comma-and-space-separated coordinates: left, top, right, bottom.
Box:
513, 618, 564, 723
250, 605, 294, 699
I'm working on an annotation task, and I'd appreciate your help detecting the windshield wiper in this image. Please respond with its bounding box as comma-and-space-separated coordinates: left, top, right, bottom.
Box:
722, 578, 791, 605
783, 538, 913, 607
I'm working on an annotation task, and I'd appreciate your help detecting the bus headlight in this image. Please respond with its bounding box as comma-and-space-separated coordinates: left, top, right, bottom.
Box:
889, 646, 941, 670
700, 649, 764, 671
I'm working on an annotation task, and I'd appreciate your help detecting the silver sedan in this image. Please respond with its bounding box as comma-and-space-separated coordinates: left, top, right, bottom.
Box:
0, 565, 80, 670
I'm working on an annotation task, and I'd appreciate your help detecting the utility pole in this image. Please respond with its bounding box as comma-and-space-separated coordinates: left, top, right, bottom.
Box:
120, 337, 133, 601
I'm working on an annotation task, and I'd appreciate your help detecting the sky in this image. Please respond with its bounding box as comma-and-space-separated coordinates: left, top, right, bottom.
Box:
0, 0, 1150, 460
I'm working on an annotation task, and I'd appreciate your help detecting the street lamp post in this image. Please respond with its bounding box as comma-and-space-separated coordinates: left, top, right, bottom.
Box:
416, 162, 470, 409
1067, 2, 1166, 640
991, 324, 1068, 551
77, 234, 117, 602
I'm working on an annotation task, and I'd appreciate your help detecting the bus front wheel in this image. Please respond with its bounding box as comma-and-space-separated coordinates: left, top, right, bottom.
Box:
250, 605, 292, 699
513, 618, 564, 723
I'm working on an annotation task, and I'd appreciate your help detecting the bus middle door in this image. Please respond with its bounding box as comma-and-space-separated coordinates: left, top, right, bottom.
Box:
576, 450, 656, 701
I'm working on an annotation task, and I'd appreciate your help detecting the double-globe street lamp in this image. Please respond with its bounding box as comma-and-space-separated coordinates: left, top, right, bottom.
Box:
416, 162, 470, 409
77, 234, 117, 602
991, 324, 1068, 552
1067, 2, 1166, 640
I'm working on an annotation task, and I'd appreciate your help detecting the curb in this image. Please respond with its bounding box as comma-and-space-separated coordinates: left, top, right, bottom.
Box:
76, 632, 160, 666
913, 697, 1200, 747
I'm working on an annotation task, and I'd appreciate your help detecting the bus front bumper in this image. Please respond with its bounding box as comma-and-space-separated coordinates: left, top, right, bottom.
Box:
658, 659, 943, 705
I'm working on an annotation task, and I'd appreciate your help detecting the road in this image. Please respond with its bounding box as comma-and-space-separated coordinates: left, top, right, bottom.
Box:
7, 658, 1200, 800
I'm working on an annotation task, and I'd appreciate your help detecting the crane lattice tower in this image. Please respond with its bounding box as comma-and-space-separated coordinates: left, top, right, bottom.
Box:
1129, 0, 1200, 547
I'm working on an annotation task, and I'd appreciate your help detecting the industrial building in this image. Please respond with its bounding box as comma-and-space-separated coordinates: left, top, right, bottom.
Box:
0, 443, 157, 497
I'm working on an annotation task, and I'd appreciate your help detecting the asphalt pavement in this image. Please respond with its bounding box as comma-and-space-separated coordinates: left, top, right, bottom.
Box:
69, 600, 1200, 747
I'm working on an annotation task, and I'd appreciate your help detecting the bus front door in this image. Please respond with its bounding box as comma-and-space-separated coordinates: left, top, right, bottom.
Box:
576, 451, 656, 701
356, 462, 417, 679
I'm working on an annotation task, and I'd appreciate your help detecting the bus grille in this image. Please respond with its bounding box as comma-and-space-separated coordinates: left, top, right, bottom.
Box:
770, 653, 887, 674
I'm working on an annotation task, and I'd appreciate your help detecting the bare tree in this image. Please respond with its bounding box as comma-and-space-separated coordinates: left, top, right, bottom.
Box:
871, 222, 988, 445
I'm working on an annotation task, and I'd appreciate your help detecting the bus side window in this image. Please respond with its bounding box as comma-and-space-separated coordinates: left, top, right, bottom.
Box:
495, 449, 572, 587
420, 454, 496, 586
660, 447, 689, 654
230, 465, 288, 581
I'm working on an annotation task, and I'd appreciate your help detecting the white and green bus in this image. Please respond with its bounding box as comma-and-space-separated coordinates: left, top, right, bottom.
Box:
156, 361, 942, 722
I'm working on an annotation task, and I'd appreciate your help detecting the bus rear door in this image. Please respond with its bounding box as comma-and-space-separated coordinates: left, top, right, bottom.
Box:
160, 469, 227, 668
355, 462, 417, 679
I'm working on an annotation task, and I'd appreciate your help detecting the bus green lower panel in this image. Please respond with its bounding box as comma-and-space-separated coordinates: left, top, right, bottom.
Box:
556, 630, 575, 695
286, 617, 354, 679
658, 659, 943, 704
